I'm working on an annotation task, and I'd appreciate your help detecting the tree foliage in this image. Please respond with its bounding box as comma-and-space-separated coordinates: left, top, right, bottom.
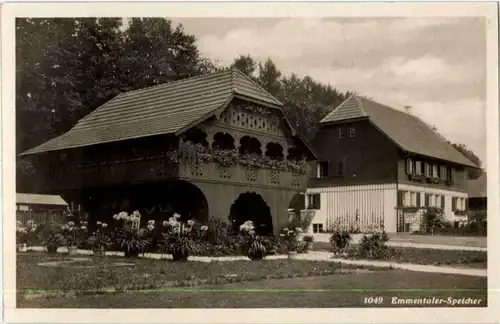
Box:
450, 143, 484, 179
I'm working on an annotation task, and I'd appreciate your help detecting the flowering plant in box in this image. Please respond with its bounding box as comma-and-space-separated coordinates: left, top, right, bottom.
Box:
112, 211, 151, 258
239, 220, 267, 261
159, 213, 206, 261
16, 220, 38, 251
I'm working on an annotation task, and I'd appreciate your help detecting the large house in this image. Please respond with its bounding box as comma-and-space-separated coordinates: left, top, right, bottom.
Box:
305, 95, 477, 234
20, 68, 316, 235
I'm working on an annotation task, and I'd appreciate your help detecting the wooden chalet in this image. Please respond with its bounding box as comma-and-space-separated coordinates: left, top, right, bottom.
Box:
20, 68, 317, 235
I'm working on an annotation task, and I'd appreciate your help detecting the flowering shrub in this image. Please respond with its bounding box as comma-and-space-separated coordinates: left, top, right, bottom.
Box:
16, 220, 38, 247
239, 220, 267, 260
87, 221, 112, 253
357, 224, 389, 259
112, 211, 151, 257
328, 224, 353, 255
39, 223, 65, 253
60, 221, 86, 248
280, 226, 303, 252
159, 213, 207, 261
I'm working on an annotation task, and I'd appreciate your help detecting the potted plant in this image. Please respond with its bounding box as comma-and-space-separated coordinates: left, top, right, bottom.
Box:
280, 226, 302, 259
160, 213, 205, 261
41, 231, 65, 254
113, 211, 151, 258
61, 221, 85, 255
87, 221, 111, 258
239, 220, 267, 261
302, 235, 314, 251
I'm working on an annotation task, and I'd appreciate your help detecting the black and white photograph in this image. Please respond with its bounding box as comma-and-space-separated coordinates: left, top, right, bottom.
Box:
1, 1, 498, 323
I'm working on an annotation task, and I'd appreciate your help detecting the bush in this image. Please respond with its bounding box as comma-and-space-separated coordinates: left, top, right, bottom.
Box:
357, 231, 389, 259
329, 230, 352, 254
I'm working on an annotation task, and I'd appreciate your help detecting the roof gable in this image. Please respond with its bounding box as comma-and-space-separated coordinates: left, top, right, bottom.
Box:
21, 68, 282, 155
321, 95, 477, 167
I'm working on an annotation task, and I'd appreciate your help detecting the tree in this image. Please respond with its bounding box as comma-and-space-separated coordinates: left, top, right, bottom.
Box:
451, 143, 484, 179
231, 54, 257, 77
257, 58, 282, 95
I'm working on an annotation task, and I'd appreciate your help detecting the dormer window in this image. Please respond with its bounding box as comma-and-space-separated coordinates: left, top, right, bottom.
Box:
338, 128, 344, 139
349, 127, 356, 137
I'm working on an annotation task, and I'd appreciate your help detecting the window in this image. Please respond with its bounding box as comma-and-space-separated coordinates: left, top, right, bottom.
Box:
317, 161, 329, 178
430, 194, 435, 207
416, 192, 421, 207
439, 166, 447, 180
432, 164, 438, 178
424, 162, 431, 178
452, 197, 457, 211
307, 194, 321, 209
447, 167, 456, 182
435, 195, 441, 208
424, 193, 430, 207
441, 195, 445, 209
313, 223, 323, 233
349, 127, 356, 137
403, 191, 410, 206
415, 161, 422, 175
338, 128, 344, 139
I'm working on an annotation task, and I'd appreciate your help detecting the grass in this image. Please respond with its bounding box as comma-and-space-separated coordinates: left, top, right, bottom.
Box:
387, 234, 487, 248
311, 242, 487, 268
19, 269, 487, 308
17, 252, 375, 298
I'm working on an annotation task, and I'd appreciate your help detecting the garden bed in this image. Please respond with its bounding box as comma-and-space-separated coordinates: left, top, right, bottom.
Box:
17, 253, 379, 299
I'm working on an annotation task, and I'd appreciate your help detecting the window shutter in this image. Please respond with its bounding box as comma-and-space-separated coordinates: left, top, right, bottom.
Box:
440, 166, 447, 180
329, 161, 335, 176
425, 194, 430, 207
406, 158, 412, 174
441, 195, 445, 209
465, 198, 469, 210
416, 192, 421, 207
452, 197, 457, 211
397, 190, 403, 207
315, 194, 321, 209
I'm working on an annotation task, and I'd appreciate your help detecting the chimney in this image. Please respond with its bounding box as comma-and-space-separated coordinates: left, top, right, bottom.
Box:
404, 105, 412, 115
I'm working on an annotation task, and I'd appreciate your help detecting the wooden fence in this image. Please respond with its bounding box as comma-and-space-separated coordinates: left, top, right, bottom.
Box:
16, 210, 67, 225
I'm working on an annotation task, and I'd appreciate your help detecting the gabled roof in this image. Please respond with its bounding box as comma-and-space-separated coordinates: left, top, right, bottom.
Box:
16, 193, 68, 206
468, 173, 487, 198
320, 95, 477, 167
20, 68, 284, 155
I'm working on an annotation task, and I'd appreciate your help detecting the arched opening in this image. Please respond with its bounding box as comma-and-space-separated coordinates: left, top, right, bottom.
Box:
182, 127, 209, 147
265, 142, 284, 160
239, 136, 262, 155
213, 132, 236, 150
229, 192, 273, 235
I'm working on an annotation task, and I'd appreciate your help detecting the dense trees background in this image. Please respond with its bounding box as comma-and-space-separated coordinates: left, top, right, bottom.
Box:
16, 18, 484, 192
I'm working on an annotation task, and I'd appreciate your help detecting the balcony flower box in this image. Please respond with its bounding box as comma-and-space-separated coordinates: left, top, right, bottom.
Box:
446, 180, 454, 186
408, 174, 425, 182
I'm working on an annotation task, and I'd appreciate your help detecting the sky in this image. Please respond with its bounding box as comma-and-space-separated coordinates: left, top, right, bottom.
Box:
168, 17, 487, 165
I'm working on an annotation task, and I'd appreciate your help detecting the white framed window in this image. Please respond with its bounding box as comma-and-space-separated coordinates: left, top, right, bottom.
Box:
432, 164, 438, 178
415, 161, 422, 175
439, 166, 447, 180
307, 194, 321, 209
313, 223, 323, 233
435, 195, 441, 208
429, 194, 435, 207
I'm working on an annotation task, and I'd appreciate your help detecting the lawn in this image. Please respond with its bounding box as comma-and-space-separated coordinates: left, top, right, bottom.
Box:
19, 269, 487, 308
17, 252, 373, 298
387, 234, 487, 248
311, 243, 487, 268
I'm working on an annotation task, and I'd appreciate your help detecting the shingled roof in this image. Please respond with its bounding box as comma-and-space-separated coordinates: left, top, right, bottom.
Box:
21, 68, 286, 155
468, 173, 487, 198
17, 193, 68, 206
320, 95, 477, 167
